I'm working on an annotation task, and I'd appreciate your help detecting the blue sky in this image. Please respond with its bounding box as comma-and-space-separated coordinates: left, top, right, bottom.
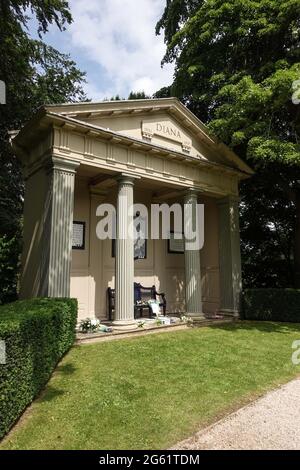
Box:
29, 0, 174, 101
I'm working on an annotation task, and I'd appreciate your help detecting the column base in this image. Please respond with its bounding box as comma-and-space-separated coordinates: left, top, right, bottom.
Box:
112, 319, 138, 331
219, 309, 240, 319
186, 312, 206, 321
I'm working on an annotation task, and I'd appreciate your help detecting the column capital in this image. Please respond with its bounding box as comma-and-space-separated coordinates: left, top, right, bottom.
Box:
183, 188, 202, 202
46, 156, 80, 175
115, 173, 140, 186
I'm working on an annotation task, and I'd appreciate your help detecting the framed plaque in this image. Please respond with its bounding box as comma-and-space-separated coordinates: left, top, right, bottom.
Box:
72, 221, 85, 250
168, 231, 184, 254
134, 237, 147, 260
134, 214, 147, 259
112, 212, 147, 260
112, 238, 147, 260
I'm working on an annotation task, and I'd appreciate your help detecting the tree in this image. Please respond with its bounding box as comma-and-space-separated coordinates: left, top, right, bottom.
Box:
153, 86, 171, 98
128, 91, 151, 100
107, 94, 123, 100
156, 0, 300, 287
0, 0, 87, 303
108, 91, 152, 100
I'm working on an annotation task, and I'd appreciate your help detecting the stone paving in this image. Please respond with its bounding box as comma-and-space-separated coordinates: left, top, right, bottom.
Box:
173, 378, 300, 450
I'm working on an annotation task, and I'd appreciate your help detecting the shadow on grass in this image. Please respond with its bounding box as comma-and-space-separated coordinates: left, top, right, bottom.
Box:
204, 320, 300, 335
38, 385, 65, 403
37, 362, 77, 404
55, 362, 77, 376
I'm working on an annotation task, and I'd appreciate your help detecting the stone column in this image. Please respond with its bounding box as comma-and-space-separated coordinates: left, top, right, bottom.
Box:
114, 175, 136, 329
89, 188, 107, 318
41, 157, 79, 297
217, 196, 242, 317
184, 189, 204, 319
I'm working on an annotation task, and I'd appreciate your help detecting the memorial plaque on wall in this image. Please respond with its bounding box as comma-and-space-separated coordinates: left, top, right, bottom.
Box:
112, 237, 147, 260
168, 231, 184, 254
134, 237, 147, 260
72, 221, 85, 250
112, 213, 147, 259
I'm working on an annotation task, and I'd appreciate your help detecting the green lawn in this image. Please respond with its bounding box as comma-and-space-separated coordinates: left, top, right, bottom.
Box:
1, 322, 300, 450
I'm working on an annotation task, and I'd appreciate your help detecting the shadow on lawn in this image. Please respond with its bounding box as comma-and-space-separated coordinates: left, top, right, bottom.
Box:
37, 362, 77, 404
206, 320, 300, 335
55, 362, 77, 376
38, 385, 65, 402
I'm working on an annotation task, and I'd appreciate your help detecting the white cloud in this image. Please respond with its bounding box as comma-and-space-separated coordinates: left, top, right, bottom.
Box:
68, 0, 174, 99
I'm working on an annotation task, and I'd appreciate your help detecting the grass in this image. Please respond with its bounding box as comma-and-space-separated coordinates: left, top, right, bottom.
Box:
1, 321, 300, 450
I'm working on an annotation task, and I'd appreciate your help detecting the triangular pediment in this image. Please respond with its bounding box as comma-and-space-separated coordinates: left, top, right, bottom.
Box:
44, 98, 253, 175
82, 111, 203, 159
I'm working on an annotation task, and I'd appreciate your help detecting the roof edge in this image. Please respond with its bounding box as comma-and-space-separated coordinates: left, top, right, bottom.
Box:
13, 99, 254, 178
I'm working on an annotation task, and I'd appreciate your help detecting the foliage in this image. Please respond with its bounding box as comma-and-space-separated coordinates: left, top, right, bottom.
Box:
0, 1, 87, 303
156, 0, 300, 287
109, 91, 152, 101
242, 289, 300, 322
240, 162, 298, 287
153, 86, 172, 98
79, 318, 112, 334
128, 91, 151, 100
1, 323, 300, 449
1, 1, 72, 37
107, 94, 123, 101
79, 318, 100, 333
0, 297, 77, 439
0, 234, 22, 304
180, 314, 193, 325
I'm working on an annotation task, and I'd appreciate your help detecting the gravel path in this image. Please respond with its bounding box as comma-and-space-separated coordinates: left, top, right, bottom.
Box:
173, 378, 300, 450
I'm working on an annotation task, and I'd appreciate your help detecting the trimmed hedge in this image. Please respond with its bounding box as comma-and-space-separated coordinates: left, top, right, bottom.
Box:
0, 298, 77, 439
242, 289, 300, 322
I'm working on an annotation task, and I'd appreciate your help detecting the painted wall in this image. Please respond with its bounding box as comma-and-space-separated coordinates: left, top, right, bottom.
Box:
70, 177, 220, 321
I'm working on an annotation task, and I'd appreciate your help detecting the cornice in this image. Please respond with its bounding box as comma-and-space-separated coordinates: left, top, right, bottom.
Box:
49, 113, 252, 180
11, 100, 254, 180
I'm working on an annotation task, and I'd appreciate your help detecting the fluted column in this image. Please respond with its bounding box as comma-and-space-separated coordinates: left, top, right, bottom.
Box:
217, 196, 242, 317
114, 175, 136, 329
184, 189, 204, 318
41, 157, 79, 297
